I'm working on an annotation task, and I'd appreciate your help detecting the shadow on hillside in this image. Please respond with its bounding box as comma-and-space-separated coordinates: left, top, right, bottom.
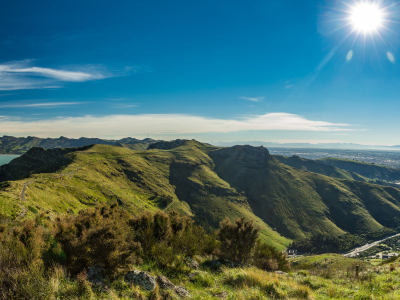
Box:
0, 145, 94, 182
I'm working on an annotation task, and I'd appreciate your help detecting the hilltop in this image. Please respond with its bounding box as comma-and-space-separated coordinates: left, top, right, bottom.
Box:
2, 140, 400, 250
0, 135, 158, 154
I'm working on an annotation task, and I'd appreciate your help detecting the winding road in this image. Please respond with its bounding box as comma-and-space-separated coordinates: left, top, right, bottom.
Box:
343, 233, 400, 257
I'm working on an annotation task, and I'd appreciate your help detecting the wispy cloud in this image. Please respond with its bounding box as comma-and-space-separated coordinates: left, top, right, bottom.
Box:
0, 102, 81, 108
0, 113, 355, 138
239, 96, 264, 102
0, 60, 107, 90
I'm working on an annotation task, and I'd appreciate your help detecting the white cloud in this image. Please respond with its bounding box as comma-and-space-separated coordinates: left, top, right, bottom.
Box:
0, 113, 354, 138
0, 102, 81, 108
0, 60, 106, 90
239, 96, 264, 102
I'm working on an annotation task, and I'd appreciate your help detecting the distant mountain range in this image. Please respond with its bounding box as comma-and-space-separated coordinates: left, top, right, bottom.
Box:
3, 135, 400, 155
213, 141, 400, 150
0, 135, 158, 154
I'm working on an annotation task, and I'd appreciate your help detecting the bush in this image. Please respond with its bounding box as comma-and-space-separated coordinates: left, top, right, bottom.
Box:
129, 210, 219, 271
0, 220, 51, 299
252, 240, 290, 271
218, 217, 260, 263
53, 204, 141, 276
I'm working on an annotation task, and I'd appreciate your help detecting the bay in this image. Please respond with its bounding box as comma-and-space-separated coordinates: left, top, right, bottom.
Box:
0, 155, 19, 166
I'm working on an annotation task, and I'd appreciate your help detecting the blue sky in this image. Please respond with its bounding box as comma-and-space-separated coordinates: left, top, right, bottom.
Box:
1, 0, 400, 145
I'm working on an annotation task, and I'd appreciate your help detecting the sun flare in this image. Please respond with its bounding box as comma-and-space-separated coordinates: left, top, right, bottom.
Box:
351, 3, 383, 32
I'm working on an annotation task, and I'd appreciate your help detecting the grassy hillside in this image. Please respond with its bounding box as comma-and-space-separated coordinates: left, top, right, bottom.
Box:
318, 157, 400, 182
3, 140, 400, 250
274, 155, 368, 182
290, 253, 369, 270
0, 141, 290, 249
0, 135, 157, 154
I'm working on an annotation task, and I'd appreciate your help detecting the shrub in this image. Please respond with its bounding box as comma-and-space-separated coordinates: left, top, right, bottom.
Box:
129, 210, 219, 271
218, 217, 260, 263
252, 240, 290, 271
0, 220, 51, 299
53, 205, 141, 276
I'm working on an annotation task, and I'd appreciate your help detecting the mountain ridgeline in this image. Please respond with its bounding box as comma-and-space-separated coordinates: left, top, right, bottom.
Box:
0, 135, 158, 154
2, 140, 400, 251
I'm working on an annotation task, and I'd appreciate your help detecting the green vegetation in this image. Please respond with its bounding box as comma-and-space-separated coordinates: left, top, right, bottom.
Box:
4, 140, 400, 298
0, 205, 290, 299
3, 140, 400, 251
290, 253, 370, 271
318, 157, 400, 182
4, 207, 400, 299
274, 155, 369, 182
290, 228, 397, 254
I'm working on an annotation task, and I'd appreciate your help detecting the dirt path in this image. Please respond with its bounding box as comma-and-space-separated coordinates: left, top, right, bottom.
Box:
163, 198, 176, 212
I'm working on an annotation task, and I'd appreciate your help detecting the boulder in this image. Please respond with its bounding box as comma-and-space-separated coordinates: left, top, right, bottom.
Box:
213, 291, 228, 299
186, 257, 199, 269
174, 286, 191, 298
156, 275, 191, 298
87, 266, 106, 285
125, 270, 156, 291
156, 275, 175, 290
275, 271, 288, 275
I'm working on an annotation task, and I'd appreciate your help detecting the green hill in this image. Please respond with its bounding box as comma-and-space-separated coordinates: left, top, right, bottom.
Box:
274, 155, 368, 182
2, 140, 400, 250
318, 157, 400, 182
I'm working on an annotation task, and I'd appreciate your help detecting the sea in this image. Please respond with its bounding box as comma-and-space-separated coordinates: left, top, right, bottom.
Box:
0, 155, 19, 166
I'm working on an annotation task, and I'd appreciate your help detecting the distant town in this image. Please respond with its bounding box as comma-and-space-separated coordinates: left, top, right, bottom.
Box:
269, 147, 400, 170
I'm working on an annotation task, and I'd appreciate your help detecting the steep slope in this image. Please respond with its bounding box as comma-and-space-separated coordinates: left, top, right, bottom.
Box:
209, 146, 400, 239
0, 135, 158, 154
274, 155, 368, 182
0, 141, 290, 249
318, 157, 400, 182
2, 141, 400, 250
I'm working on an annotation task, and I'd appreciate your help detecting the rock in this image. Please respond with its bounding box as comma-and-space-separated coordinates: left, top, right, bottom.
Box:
156, 275, 175, 290
213, 291, 228, 299
223, 259, 242, 268
174, 286, 191, 298
186, 257, 199, 269
156, 275, 191, 298
87, 266, 106, 285
124, 270, 156, 291
210, 260, 222, 267
275, 271, 288, 275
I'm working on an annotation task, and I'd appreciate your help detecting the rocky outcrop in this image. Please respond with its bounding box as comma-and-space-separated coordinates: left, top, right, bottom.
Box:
124, 270, 157, 291
185, 257, 199, 269
209, 145, 270, 169
87, 266, 107, 285
156, 275, 191, 298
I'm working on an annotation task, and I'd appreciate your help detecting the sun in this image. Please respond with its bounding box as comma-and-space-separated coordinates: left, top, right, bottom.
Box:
351, 3, 383, 32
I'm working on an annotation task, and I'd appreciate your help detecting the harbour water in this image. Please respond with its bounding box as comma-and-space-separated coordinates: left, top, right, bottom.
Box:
0, 155, 19, 166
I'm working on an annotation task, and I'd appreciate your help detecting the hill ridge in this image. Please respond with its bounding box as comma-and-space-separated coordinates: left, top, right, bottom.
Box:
2, 141, 400, 250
